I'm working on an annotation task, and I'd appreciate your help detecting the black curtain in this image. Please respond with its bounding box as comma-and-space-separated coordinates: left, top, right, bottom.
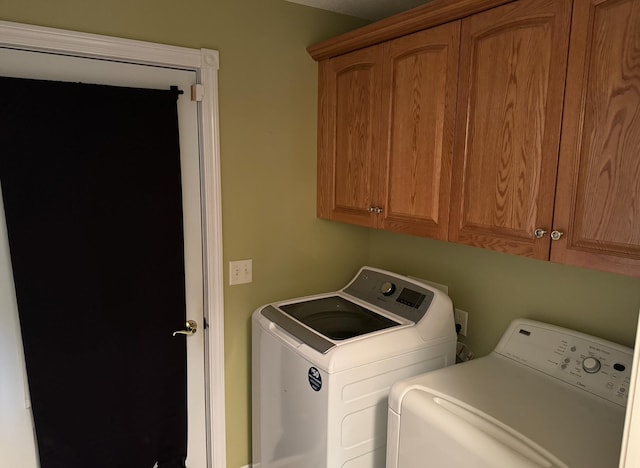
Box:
0, 76, 187, 468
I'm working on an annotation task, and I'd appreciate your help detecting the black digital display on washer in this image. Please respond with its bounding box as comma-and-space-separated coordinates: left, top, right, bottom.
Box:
396, 288, 425, 308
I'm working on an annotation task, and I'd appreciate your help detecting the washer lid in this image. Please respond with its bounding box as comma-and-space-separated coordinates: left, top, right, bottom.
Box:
280, 296, 399, 340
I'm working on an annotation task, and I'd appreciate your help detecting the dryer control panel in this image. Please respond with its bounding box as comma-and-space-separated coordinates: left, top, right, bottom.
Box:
494, 319, 633, 406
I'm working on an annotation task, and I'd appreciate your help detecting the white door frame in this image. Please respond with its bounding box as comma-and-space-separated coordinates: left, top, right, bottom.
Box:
620, 312, 640, 468
0, 20, 227, 468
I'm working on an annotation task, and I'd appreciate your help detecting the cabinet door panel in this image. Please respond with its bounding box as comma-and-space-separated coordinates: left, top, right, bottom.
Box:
449, 0, 571, 258
317, 47, 383, 226
380, 22, 460, 239
552, 0, 640, 276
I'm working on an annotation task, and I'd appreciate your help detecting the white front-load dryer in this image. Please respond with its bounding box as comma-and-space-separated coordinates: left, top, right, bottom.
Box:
251, 266, 457, 468
386, 318, 634, 468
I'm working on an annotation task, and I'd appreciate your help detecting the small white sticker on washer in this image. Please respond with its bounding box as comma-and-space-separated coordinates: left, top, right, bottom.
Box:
308, 367, 322, 391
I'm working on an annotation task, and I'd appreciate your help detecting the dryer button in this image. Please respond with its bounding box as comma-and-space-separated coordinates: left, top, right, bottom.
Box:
582, 357, 601, 374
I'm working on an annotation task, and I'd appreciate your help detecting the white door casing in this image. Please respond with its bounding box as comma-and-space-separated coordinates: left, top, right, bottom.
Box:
620, 312, 640, 468
0, 20, 226, 468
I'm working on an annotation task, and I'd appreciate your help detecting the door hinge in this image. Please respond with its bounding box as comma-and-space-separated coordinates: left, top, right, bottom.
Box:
191, 83, 204, 102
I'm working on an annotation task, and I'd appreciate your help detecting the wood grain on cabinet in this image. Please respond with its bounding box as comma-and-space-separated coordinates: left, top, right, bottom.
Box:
317, 22, 460, 236
380, 22, 460, 239
448, 0, 572, 259
551, 0, 640, 277
317, 46, 384, 226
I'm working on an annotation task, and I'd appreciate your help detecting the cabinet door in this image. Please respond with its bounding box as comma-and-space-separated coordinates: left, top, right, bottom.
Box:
317, 46, 384, 227
449, 0, 572, 258
379, 22, 460, 239
551, 0, 640, 277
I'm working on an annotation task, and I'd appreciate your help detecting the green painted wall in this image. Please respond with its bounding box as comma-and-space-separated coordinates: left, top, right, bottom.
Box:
0, 1, 369, 466
367, 230, 640, 357
3, 1, 640, 467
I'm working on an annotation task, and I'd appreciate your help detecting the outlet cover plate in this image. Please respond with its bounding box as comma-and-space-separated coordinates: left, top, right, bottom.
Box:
454, 308, 468, 336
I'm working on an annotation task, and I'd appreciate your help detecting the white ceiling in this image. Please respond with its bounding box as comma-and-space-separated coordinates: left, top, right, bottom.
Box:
284, 0, 430, 21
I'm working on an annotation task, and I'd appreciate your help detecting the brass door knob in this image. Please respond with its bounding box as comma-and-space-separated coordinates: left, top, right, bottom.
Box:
172, 319, 198, 336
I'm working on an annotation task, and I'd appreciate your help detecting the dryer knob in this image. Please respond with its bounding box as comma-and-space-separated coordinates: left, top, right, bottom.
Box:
582, 356, 602, 374
380, 281, 396, 296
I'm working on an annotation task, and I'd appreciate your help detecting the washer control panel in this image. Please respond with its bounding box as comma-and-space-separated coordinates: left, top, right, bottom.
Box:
495, 319, 633, 406
343, 267, 437, 323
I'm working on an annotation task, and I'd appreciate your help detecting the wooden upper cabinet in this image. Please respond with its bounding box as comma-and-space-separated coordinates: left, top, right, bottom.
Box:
317, 22, 460, 237
317, 45, 384, 227
380, 22, 460, 239
313, 0, 640, 276
551, 0, 640, 276
448, 0, 572, 258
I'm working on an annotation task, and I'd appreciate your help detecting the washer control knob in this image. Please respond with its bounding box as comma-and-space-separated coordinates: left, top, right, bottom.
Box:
582, 357, 602, 374
380, 281, 396, 296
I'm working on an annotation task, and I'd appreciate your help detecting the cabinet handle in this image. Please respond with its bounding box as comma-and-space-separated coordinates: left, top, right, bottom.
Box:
533, 228, 548, 239
550, 230, 564, 241
367, 206, 383, 214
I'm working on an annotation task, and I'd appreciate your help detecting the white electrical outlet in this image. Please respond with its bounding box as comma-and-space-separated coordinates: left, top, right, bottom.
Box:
454, 308, 468, 336
229, 259, 252, 285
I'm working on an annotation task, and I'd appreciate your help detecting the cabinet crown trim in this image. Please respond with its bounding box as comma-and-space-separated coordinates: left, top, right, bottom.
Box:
307, 0, 513, 61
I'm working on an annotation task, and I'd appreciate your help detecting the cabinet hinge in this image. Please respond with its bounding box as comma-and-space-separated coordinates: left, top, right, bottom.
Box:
190, 83, 205, 102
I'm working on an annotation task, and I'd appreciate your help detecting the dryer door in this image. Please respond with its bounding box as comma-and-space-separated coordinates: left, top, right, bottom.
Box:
394, 389, 568, 468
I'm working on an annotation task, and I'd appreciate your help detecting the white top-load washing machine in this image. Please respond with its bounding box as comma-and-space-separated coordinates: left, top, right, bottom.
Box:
387, 318, 634, 468
252, 266, 457, 468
